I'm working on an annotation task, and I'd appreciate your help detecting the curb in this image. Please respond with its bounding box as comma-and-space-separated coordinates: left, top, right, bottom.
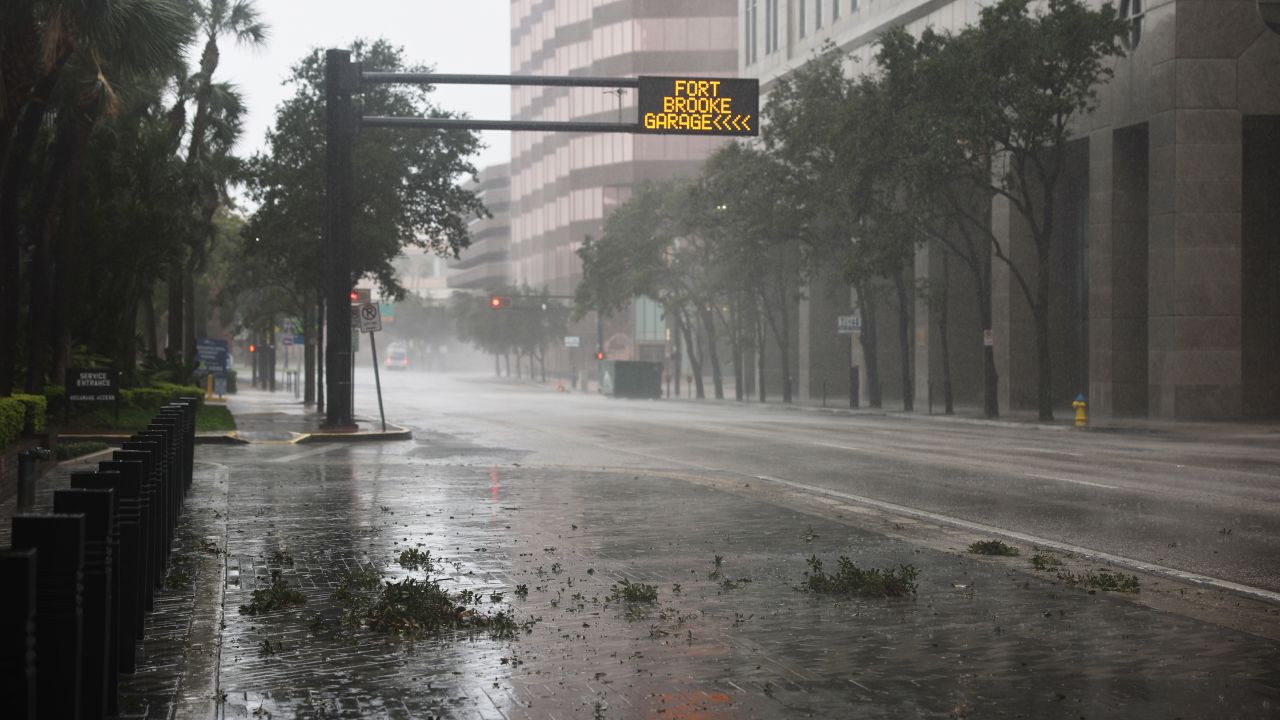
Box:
294, 422, 413, 443
60, 432, 251, 445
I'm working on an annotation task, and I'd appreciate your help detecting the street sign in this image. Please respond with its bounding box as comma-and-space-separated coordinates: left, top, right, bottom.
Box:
196, 338, 229, 372
564, 336, 581, 348
638, 77, 759, 136
67, 368, 118, 402
357, 302, 382, 333
379, 303, 395, 325
837, 314, 862, 335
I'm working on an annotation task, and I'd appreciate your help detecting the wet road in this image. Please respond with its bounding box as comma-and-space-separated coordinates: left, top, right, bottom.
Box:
356, 370, 1280, 596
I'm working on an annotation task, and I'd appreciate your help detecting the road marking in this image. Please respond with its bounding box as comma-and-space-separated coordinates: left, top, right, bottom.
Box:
811, 440, 867, 452
269, 446, 340, 464
1024, 472, 1118, 490
743, 473, 1280, 606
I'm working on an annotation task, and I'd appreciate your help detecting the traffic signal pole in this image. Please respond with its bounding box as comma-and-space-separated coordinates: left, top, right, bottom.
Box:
323, 56, 756, 425
324, 49, 357, 430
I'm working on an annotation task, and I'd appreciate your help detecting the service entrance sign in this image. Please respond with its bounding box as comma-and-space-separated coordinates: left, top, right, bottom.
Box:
638, 77, 758, 136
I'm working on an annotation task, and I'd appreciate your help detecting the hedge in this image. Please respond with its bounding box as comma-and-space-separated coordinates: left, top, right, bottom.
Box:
11, 393, 48, 433
44, 381, 204, 419
0, 397, 24, 450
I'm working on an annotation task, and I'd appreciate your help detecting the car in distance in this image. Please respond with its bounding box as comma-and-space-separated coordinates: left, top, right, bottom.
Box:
385, 344, 410, 371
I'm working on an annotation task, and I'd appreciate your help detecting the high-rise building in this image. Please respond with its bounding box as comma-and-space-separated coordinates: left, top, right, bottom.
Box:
448, 163, 512, 291
741, 0, 1280, 420
509, 0, 738, 367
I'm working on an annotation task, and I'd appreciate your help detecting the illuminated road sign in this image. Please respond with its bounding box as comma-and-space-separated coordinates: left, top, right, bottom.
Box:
638, 77, 759, 136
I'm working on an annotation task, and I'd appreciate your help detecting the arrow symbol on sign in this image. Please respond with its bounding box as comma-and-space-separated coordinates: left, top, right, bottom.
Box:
732, 115, 742, 131
743, 114, 752, 131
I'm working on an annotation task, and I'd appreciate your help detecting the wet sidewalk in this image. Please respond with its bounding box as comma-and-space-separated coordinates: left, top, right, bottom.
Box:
225, 386, 411, 443
42, 419, 1271, 719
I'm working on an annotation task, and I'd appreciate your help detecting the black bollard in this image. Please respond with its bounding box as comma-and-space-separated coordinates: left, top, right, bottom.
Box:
148, 416, 184, 514
55, 489, 114, 720
136, 428, 176, 566
170, 398, 200, 488
15, 447, 50, 512
0, 549, 38, 720
118, 442, 164, 596
12, 513, 85, 720
73, 468, 137, 689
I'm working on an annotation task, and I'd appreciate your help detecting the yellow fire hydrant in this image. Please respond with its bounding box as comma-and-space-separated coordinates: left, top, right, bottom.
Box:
1073, 394, 1087, 428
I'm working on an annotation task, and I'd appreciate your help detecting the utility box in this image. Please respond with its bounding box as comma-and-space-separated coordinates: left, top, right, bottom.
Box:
599, 361, 662, 399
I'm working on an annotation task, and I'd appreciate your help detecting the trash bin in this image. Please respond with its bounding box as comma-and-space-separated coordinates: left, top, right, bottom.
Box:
599, 361, 662, 399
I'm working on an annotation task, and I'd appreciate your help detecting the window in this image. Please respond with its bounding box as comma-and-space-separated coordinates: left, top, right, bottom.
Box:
1119, 0, 1144, 49
852, 0, 860, 12
816, 0, 823, 28
834, 0, 840, 20
745, 0, 758, 63
799, 0, 806, 37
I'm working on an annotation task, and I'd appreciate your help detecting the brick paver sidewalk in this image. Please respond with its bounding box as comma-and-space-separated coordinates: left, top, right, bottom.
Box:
40, 430, 1268, 719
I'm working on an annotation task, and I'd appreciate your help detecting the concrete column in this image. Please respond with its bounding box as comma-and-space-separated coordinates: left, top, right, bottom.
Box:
1147, 88, 1244, 419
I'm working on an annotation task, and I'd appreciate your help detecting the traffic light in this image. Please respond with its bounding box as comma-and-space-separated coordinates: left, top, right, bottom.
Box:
595, 351, 606, 360
489, 294, 512, 309
349, 290, 359, 302
249, 344, 256, 354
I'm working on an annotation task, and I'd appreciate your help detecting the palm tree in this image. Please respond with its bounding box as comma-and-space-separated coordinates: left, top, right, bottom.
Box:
167, 0, 265, 366
2, 0, 193, 393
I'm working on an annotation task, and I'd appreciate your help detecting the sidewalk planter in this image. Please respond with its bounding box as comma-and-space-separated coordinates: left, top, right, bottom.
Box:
599, 360, 662, 399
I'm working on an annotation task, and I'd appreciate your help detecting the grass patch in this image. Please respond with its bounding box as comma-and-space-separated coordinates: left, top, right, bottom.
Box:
1031, 552, 1065, 571
968, 539, 1020, 556
1058, 570, 1140, 594
55, 402, 235, 433
803, 555, 918, 598
608, 578, 659, 603
239, 570, 306, 615
55, 441, 110, 461
398, 548, 434, 571
196, 404, 236, 432
333, 565, 532, 639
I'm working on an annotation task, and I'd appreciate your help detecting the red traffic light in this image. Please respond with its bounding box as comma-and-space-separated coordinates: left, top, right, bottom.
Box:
489, 295, 512, 309
595, 351, 606, 360
249, 344, 256, 353
349, 290, 359, 302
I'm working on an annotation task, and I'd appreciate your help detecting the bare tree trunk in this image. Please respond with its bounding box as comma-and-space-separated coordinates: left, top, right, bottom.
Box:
679, 308, 704, 399
316, 294, 325, 413
304, 302, 316, 405
756, 299, 767, 403
938, 251, 954, 414
699, 305, 724, 399
762, 284, 792, 404
0, 52, 70, 394
855, 280, 883, 409
893, 271, 914, 412
728, 300, 743, 401
184, 258, 198, 370
167, 269, 184, 364
141, 283, 159, 359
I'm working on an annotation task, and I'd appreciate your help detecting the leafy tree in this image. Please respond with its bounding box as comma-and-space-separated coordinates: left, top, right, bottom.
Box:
238, 38, 486, 401
763, 46, 910, 408
699, 143, 807, 403
169, 0, 267, 367
1, 0, 193, 393
576, 181, 723, 399
935, 0, 1126, 420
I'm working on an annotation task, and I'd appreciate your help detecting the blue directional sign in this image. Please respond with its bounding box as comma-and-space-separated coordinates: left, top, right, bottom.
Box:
196, 338, 229, 373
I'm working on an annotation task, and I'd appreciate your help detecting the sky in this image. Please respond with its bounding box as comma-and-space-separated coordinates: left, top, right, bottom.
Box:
218, 0, 513, 173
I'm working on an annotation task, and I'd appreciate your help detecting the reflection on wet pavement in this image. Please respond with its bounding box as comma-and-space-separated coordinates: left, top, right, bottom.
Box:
175, 438, 1280, 719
